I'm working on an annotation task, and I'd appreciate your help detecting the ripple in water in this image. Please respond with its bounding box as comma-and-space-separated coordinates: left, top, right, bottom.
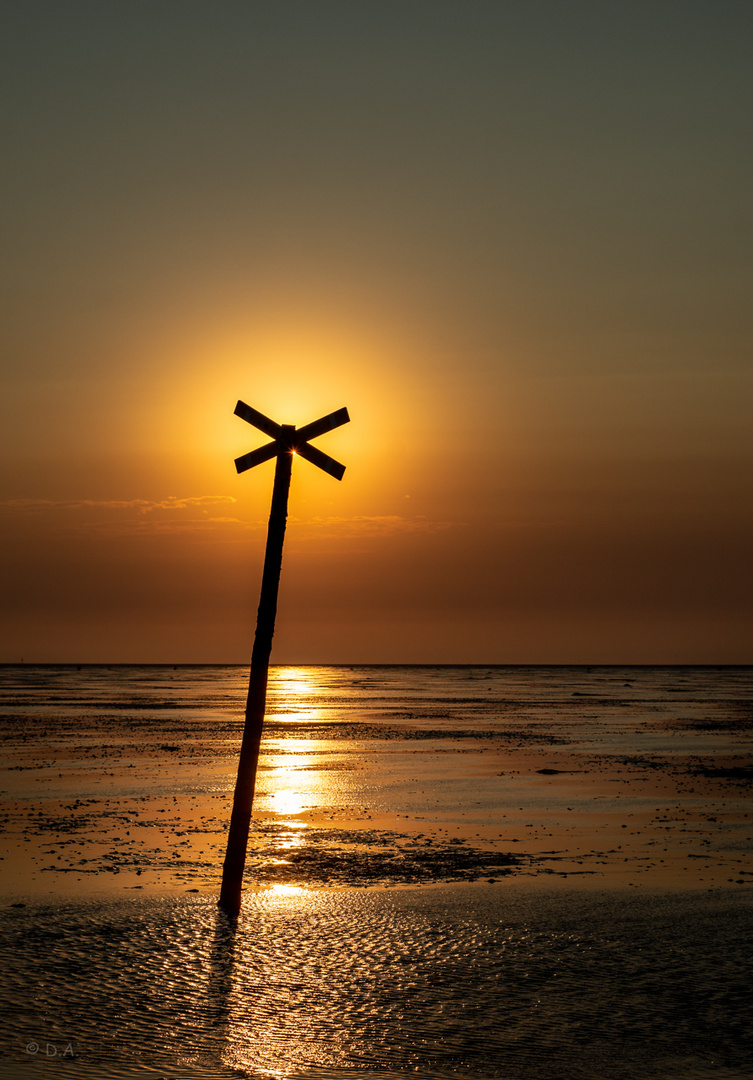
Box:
1, 886, 751, 1080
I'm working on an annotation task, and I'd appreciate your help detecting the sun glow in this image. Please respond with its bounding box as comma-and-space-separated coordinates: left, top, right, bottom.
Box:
124, 306, 432, 511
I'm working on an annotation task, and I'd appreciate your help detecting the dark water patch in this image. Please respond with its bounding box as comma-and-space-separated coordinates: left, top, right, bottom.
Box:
262, 720, 570, 744
692, 765, 753, 783
667, 715, 753, 733
589, 754, 670, 773
246, 825, 519, 886
535, 767, 580, 775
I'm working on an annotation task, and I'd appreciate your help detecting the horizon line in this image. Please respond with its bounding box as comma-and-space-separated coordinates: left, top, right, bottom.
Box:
1, 661, 750, 669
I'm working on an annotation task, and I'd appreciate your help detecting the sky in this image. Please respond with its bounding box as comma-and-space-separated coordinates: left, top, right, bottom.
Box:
1, 0, 751, 664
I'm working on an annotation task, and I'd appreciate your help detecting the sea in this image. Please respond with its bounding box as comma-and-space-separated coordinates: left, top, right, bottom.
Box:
0, 664, 751, 1080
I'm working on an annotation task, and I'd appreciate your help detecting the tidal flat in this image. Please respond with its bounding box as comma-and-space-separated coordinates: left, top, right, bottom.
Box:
0, 665, 751, 1078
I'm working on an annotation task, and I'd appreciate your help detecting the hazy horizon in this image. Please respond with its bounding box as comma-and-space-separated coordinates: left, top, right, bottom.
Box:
2, 660, 750, 670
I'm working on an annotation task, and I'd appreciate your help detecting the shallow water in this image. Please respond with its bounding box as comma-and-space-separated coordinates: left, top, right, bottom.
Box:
1, 885, 751, 1080
1, 665, 752, 1077
2, 664, 752, 891
3, 664, 752, 801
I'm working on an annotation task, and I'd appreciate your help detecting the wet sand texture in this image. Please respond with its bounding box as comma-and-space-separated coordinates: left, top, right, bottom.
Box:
1, 664, 751, 897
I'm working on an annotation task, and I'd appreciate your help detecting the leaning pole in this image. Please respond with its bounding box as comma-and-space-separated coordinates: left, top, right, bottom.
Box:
218, 400, 350, 917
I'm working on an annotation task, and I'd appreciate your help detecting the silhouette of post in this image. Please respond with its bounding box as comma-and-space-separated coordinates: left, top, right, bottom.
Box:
218, 401, 349, 916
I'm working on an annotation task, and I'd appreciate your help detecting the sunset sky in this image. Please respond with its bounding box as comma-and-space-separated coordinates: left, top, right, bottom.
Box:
2, 1, 751, 664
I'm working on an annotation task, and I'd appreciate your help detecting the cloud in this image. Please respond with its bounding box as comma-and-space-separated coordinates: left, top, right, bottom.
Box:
1, 495, 237, 513
0, 498, 459, 542
0, 495, 249, 538
292, 514, 460, 537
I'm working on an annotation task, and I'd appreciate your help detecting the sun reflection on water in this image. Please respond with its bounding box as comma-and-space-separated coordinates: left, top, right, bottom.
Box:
251, 669, 353, 889
277, 835, 305, 850
269, 666, 325, 722
260, 733, 348, 817
271, 789, 305, 816
269, 883, 304, 897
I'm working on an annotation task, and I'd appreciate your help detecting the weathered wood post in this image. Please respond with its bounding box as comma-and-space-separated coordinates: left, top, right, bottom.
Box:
218, 401, 349, 916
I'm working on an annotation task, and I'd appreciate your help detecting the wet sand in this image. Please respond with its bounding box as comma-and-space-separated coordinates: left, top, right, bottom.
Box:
1, 667, 752, 1078
2, 720, 751, 899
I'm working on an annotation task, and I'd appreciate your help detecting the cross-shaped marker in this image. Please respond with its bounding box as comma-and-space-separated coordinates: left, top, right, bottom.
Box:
234, 400, 350, 480
219, 399, 350, 917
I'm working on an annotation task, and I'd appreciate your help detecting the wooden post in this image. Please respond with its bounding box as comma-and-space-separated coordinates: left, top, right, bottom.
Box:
218, 431, 293, 916
217, 404, 348, 916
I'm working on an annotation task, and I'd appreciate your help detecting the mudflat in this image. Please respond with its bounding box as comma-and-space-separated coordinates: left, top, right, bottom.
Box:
2, 664, 751, 899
